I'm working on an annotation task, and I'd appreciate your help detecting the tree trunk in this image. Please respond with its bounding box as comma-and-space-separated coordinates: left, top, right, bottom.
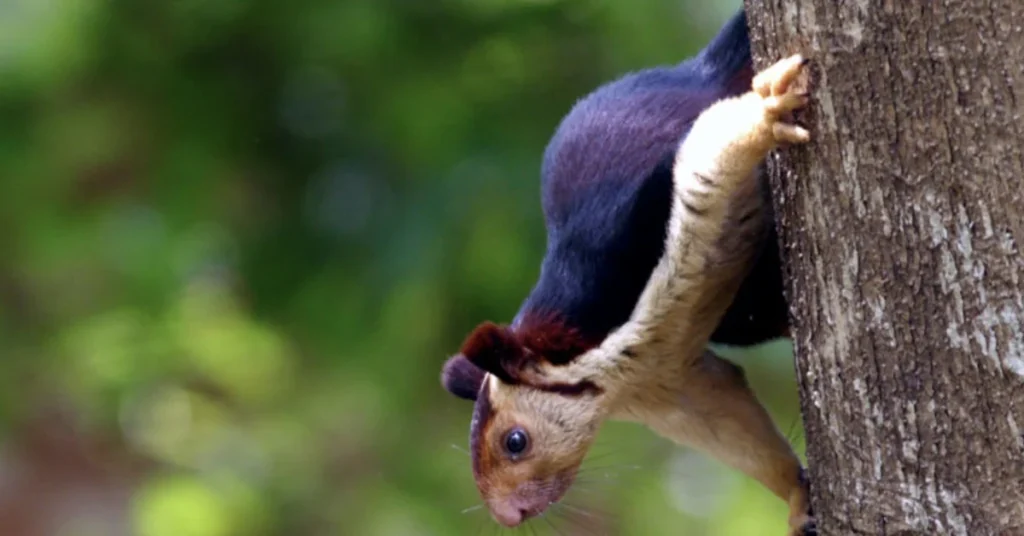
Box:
743, 2, 1024, 535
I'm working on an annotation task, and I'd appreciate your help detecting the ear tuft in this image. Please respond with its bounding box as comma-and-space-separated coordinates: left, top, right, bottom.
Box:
460, 322, 526, 385
440, 354, 485, 401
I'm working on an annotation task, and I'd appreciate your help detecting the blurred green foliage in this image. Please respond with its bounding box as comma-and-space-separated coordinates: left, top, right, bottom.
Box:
0, 0, 805, 534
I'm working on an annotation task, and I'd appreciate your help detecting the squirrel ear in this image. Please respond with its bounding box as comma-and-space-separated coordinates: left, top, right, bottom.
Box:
441, 354, 485, 401
460, 322, 527, 385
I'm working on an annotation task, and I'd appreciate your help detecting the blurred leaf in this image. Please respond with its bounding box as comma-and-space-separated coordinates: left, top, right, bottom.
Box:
172, 281, 295, 406
134, 475, 231, 536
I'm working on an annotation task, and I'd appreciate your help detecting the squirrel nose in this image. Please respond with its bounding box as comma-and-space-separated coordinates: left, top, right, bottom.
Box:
489, 503, 526, 527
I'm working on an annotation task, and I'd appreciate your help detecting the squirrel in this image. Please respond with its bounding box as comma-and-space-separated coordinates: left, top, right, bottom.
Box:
439, 10, 816, 536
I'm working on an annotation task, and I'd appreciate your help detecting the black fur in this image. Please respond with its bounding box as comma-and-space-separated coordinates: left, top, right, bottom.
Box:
441, 354, 486, 401
512, 11, 788, 347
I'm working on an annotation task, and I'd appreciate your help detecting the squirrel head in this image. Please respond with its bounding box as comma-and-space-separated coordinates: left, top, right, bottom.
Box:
440, 318, 611, 527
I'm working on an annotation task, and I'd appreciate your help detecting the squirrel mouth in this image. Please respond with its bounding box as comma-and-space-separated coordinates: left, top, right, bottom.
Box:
487, 471, 576, 527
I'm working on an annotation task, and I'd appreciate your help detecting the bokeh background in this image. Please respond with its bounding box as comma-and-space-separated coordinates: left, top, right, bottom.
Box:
0, 0, 806, 534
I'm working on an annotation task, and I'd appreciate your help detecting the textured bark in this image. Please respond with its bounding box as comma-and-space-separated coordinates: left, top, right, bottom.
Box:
743, 2, 1024, 535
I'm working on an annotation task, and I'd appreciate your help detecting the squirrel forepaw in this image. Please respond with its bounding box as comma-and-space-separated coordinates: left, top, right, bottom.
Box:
751, 54, 812, 145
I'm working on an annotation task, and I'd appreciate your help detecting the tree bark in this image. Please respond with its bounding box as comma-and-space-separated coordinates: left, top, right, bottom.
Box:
743, 2, 1024, 535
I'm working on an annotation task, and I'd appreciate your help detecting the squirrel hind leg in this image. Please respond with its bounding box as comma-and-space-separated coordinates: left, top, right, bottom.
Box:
626, 350, 812, 532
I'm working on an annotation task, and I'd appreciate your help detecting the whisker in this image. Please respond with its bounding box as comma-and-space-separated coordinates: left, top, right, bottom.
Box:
451, 443, 471, 457
557, 503, 599, 520
570, 472, 633, 486
570, 479, 620, 490
550, 504, 603, 535
527, 519, 538, 536
566, 480, 622, 500
541, 511, 570, 536
550, 514, 580, 536
575, 463, 642, 474
572, 474, 625, 484
567, 479, 620, 492
580, 451, 621, 463
570, 475, 626, 487
473, 512, 488, 536
566, 485, 598, 495
462, 504, 485, 515
784, 416, 806, 451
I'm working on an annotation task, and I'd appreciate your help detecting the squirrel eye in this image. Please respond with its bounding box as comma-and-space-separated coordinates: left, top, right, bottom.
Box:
504, 428, 529, 456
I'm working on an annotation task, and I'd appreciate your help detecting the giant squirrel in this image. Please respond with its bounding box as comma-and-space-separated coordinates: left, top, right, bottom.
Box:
440, 10, 816, 535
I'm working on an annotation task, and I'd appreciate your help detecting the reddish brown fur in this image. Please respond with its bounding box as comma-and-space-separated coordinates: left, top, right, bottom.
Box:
514, 312, 599, 365
460, 322, 526, 385
460, 313, 600, 386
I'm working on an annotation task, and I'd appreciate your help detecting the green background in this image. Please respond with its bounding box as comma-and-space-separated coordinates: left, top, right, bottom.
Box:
0, 0, 805, 534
